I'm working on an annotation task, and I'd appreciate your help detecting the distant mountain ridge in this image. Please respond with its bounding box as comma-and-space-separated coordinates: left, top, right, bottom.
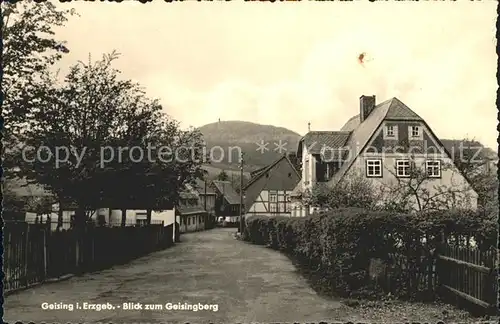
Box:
198, 121, 301, 171
199, 121, 301, 144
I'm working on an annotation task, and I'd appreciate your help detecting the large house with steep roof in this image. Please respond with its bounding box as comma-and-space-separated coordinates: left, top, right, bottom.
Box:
243, 154, 301, 218
290, 95, 478, 216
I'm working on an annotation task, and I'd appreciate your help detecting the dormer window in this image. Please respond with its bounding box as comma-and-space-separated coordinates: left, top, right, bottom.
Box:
383, 125, 398, 140
387, 126, 395, 137
409, 126, 423, 140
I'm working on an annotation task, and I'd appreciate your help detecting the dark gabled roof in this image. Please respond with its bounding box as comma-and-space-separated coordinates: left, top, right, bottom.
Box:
250, 166, 268, 178
179, 192, 198, 200
243, 154, 301, 213
385, 99, 423, 120
298, 131, 351, 155
212, 180, 240, 205
339, 97, 424, 132
4, 177, 53, 198
192, 179, 216, 195
328, 98, 413, 185
176, 206, 207, 215
329, 97, 457, 186
244, 154, 300, 189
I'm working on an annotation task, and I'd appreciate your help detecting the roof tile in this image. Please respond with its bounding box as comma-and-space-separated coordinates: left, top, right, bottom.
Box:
301, 131, 351, 154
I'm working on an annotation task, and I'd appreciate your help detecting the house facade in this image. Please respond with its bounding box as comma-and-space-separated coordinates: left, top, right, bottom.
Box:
188, 179, 217, 226
212, 180, 241, 224
244, 154, 301, 218
26, 206, 175, 229
177, 191, 208, 233
291, 95, 478, 213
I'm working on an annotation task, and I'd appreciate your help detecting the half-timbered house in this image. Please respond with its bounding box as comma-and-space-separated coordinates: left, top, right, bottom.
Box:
243, 154, 301, 218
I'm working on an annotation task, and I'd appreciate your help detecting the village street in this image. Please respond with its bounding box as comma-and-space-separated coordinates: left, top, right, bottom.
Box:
4, 228, 470, 323
4, 228, 345, 323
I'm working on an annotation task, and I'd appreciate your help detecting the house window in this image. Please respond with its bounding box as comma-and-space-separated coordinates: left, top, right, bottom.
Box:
366, 159, 382, 177
384, 125, 398, 139
269, 193, 277, 202
270, 204, 277, 213
426, 160, 441, 178
396, 160, 411, 178
409, 126, 422, 139
187, 217, 191, 225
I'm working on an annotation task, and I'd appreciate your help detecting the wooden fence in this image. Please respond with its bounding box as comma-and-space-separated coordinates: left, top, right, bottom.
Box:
436, 243, 498, 315
3, 221, 174, 294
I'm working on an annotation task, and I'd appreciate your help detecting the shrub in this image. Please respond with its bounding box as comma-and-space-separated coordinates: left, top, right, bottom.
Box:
243, 208, 497, 301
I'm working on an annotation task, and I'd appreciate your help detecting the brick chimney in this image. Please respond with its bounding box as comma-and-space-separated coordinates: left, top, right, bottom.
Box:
360, 95, 376, 123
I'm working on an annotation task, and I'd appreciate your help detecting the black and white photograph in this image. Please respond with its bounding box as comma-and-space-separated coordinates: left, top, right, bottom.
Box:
1, 1, 498, 323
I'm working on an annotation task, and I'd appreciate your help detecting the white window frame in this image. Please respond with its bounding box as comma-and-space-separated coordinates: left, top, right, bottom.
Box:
396, 160, 411, 178
426, 160, 441, 178
366, 159, 382, 177
384, 125, 398, 140
409, 126, 423, 140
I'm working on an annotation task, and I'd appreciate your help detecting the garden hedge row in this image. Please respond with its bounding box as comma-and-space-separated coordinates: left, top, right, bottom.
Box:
243, 208, 497, 300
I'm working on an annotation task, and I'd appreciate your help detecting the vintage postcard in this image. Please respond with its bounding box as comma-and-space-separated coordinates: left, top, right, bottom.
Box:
2, 0, 498, 323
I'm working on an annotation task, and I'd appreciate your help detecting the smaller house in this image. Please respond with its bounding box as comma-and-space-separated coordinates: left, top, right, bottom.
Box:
244, 153, 301, 218
212, 180, 241, 224
177, 191, 208, 233
190, 179, 217, 228
189, 179, 217, 216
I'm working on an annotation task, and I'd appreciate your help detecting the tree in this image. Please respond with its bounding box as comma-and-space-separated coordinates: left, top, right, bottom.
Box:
2, 1, 75, 221
379, 156, 476, 213
217, 170, 229, 181
444, 138, 498, 210
19, 52, 206, 228
2, 0, 75, 145
287, 151, 301, 174
230, 173, 249, 194
308, 171, 379, 211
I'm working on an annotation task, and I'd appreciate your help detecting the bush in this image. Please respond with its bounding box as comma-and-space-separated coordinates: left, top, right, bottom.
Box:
243, 208, 497, 301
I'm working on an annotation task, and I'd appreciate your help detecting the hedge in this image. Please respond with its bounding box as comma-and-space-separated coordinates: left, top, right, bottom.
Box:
243, 208, 497, 301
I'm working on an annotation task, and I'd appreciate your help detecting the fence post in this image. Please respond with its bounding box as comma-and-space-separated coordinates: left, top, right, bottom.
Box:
436, 230, 446, 294
24, 223, 30, 287
42, 226, 47, 280
483, 247, 497, 314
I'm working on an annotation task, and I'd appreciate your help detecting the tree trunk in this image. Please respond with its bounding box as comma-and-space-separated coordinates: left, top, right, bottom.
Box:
74, 207, 86, 273
121, 209, 126, 227
146, 209, 152, 225
75, 207, 86, 228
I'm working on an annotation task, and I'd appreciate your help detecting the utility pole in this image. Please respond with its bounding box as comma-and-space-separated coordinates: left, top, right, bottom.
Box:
204, 176, 208, 228
239, 152, 244, 234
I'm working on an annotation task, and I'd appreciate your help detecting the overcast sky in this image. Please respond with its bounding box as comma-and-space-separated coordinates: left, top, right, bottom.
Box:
54, 1, 497, 149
